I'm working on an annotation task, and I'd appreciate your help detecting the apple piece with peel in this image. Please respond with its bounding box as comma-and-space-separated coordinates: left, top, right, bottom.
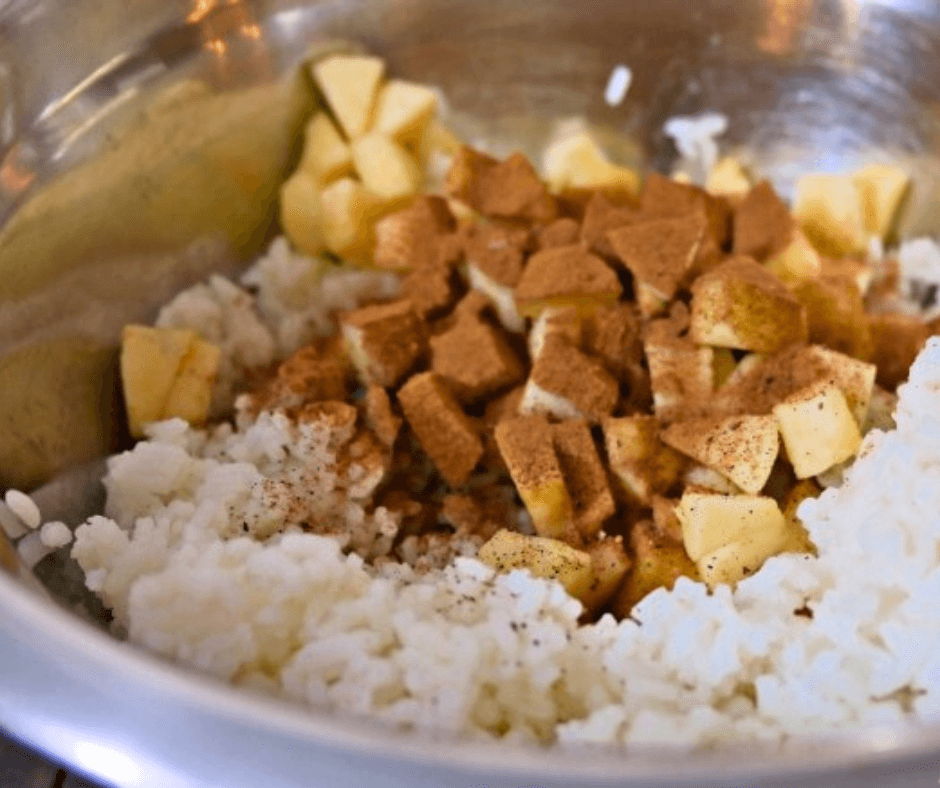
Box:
121, 325, 198, 437
298, 113, 353, 184
162, 338, 221, 429
279, 171, 326, 257
317, 177, 381, 262
852, 163, 911, 240
372, 80, 438, 143
690, 256, 808, 353
477, 529, 594, 600
351, 133, 421, 207
661, 414, 780, 495
793, 172, 867, 257
773, 380, 862, 478
676, 491, 787, 563
311, 55, 385, 139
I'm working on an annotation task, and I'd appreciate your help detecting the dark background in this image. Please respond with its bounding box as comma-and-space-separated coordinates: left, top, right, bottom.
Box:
0, 730, 106, 788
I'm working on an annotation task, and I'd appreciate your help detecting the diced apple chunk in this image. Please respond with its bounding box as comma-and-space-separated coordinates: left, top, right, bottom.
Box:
542, 127, 641, 196
603, 416, 686, 506
372, 79, 438, 143
298, 113, 353, 184
853, 163, 910, 240
661, 415, 779, 495
676, 491, 786, 562
773, 381, 862, 478
477, 529, 594, 600
794, 173, 867, 256
706, 156, 751, 197
351, 133, 421, 206
764, 229, 822, 285
581, 537, 632, 613
279, 171, 326, 257
696, 519, 790, 588
311, 55, 385, 139
466, 263, 525, 333
495, 415, 575, 542
318, 177, 381, 262
779, 479, 819, 554
612, 519, 698, 615
121, 325, 197, 437
690, 256, 807, 353
804, 345, 876, 427
162, 338, 221, 429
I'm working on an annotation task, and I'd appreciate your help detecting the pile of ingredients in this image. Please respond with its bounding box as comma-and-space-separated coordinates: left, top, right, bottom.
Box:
12, 52, 940, 747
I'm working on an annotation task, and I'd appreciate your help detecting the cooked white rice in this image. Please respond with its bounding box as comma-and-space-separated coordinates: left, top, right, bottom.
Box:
66, 238, 940, 747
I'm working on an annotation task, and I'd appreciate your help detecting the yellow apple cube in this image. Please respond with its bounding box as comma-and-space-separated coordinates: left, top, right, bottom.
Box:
372, 79, 438, 143
279, 171, 326, 257
478, 529, 594, 600
298, 113, 353, 184
311, 55, 385, 139
121, 325, 197, 437
773, 381, 862, 478
351, 133, 421, 206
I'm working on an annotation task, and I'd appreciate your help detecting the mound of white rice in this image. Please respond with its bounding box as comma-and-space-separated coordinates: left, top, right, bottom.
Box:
66, 237, 940, 747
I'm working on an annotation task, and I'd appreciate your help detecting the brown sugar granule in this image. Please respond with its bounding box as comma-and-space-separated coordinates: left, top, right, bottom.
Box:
249, 337, 350, 414
397, 372, 483, 487
430, 314, 525, 403
537, 217, 581, 249
400, 265, 458, 318
581, 303, 644, 384
447, 147, 557, 223
868, 312, 930, 390
341, 300, 429, 388
607, 215, 706, 300
363, 385, 402, 448
733, 181, 796, 260
463, 222, 530, 287
525, 334, 620, 422
641, 172, 732, 249
515, 244, 622, 317
580, 191, 643, 258
551, 419, 615, 539
373, 195, 456, 271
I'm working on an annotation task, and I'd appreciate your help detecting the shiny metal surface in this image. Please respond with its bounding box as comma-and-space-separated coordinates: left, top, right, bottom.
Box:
3, 1, 940, 786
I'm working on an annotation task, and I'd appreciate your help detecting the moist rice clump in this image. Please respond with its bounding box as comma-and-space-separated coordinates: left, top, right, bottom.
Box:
70, 237, 940, 747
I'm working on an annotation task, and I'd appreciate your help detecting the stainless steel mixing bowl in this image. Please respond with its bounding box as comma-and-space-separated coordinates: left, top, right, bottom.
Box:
3, 1, 940, 785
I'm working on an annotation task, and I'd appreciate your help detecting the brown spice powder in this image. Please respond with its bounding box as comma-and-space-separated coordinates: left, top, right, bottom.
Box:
397, 372, 483, 487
